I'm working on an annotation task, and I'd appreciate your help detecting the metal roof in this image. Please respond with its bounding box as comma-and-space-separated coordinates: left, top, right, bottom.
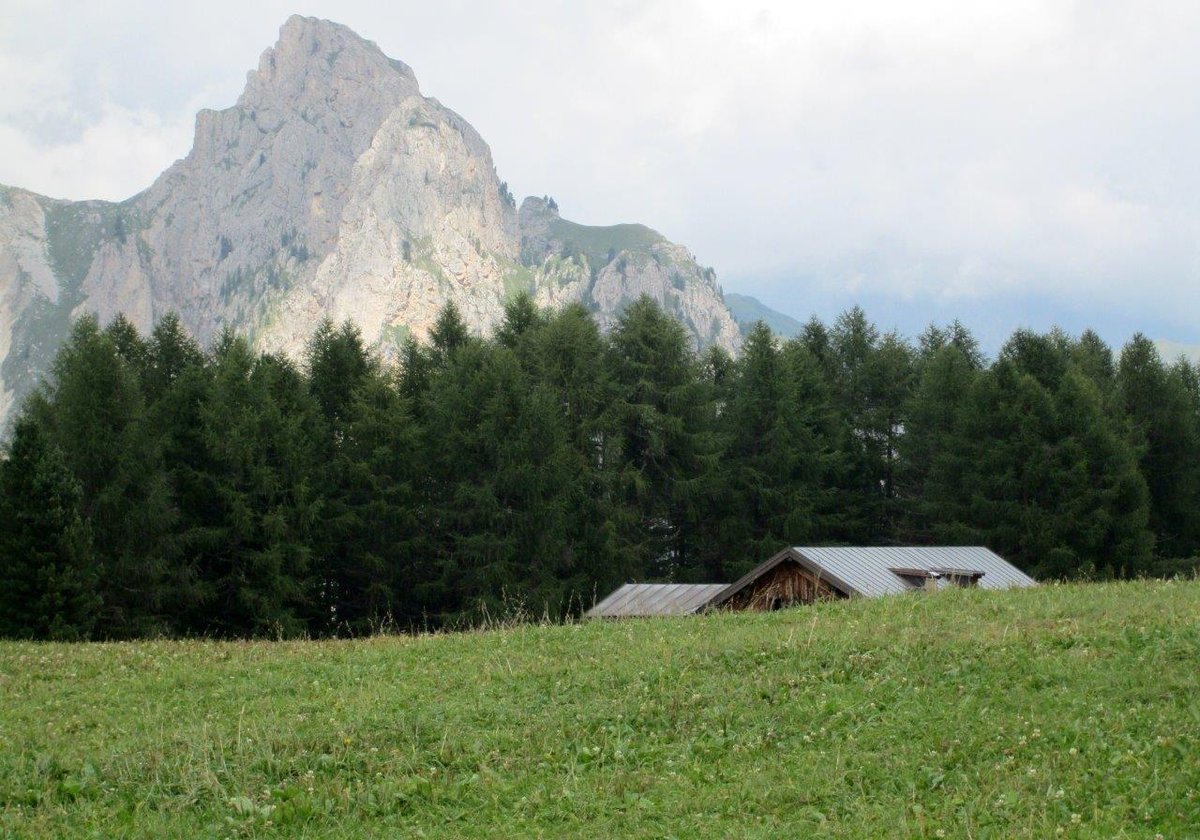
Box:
585, 583, 729, 618
588, 546, 1036, 617
787, 546, 1036, 598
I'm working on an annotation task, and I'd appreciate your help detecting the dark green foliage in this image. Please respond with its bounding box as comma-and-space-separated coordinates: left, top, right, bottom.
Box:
0, 418, 97, 639
180, 338, 320, 637
0, 300, 1192, 639
306, 319, 413, 633
26, 316, 175, 637
1117, 336, 1200, 558
604, 297, 718, 581
700, 325, 836, 578
925, 342, 1153, 578
429, 301, 471, 365
827, 308, 916, 536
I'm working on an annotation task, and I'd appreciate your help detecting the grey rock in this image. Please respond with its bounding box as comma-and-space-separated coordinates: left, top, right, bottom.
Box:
0, 15, 741, 429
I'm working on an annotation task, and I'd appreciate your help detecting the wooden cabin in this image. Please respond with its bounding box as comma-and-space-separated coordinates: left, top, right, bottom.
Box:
585, 546, 1035, 618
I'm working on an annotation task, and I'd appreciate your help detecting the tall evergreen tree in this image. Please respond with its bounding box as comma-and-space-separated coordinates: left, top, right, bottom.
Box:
304, 319, 406, 633
429, 301, 472, 367
899, 341, 983, 541
0, 418, 98, 639
829, 308, 916, 539
703, 324, 846, 578
928, 343, 1152, 578
604, 296, 718, 580
176, 336, 319, 636
1117, 336, 1200, 558
29, 316, 175, 637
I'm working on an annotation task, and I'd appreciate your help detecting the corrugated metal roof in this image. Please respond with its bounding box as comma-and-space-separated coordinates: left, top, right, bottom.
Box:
790, 546, 1036, 598
585, 583, 729, 618
588, 546, 1036, 618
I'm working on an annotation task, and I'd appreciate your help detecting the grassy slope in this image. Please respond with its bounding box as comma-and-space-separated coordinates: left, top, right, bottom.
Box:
1, 581, 1197, 839
545, 217, 666, 271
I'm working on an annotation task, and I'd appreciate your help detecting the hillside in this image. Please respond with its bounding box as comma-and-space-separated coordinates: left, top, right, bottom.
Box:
724, 292, 806, 338
2, 580, 1196, 838
0, 15, 740, 429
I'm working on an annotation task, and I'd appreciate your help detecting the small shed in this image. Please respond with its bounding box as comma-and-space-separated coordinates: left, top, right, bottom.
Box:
585, 546, 1035, 618
585, 583, 730, 618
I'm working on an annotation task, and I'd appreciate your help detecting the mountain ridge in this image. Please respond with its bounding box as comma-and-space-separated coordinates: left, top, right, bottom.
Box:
723, 292, 805, 339
0, 15, 741, 427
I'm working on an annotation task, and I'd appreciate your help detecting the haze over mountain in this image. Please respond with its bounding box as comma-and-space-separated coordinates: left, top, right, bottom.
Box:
0, 16, 740, 427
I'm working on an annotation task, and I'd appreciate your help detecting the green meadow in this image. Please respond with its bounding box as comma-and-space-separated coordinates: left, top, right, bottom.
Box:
1, 581, 1197, 838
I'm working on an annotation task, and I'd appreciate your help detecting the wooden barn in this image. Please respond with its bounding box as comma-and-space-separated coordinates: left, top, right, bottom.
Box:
585, 546, 1035, 618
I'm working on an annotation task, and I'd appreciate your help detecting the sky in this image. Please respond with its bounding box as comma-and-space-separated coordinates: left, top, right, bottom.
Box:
1, 0, 1197, 356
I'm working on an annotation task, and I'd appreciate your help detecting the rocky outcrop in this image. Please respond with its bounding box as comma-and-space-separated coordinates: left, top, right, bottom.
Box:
0, 15, 741, 429
521, 198, 741, 350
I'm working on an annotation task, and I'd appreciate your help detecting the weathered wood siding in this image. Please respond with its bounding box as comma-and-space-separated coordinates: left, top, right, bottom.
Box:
724, 561, 843, 611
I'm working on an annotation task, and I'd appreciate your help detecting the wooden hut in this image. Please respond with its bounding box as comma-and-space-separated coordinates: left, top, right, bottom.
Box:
585, 546, 1035, 618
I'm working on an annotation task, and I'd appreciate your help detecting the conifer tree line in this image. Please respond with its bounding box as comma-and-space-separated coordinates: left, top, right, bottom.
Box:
1, 294, 1197, 640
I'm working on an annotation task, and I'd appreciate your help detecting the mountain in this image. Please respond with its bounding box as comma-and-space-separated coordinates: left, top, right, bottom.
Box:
724, 293, 805, 338
0, 15, 741, 428
1155, 339, 1200, 364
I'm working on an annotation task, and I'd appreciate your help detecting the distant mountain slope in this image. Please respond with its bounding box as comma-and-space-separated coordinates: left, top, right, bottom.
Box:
1155, 339, 1200, 364
0, 15, 741, 429
724, 293, 805, 338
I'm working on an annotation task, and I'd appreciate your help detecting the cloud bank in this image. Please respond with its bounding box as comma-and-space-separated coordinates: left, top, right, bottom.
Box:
1, 0, 1196, 348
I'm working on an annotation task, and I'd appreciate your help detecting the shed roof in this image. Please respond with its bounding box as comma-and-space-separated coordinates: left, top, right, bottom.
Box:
584, 583, 729, 618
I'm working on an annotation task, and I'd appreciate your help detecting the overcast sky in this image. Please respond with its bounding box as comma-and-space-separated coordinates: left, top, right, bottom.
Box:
1, 0, 1197, 354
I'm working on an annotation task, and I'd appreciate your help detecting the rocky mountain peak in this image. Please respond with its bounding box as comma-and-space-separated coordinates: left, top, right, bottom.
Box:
0, 16, 742, 432
241, 16, 419, 113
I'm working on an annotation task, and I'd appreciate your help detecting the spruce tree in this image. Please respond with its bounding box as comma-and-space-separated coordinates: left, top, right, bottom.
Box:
1117, 336, 1200, 559
604, 296, 718, 581
0, 418, 98, 639
178, 336, 319, 636
30, 316, 175, 637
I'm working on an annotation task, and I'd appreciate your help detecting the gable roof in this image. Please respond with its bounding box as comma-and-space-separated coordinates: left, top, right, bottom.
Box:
711, 546, 1035, 606
584, 583, 730, 618
587, 546, 1036, 618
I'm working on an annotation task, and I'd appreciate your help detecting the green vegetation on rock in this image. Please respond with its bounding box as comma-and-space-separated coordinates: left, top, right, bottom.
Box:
501, 261, 534, 301
543, 217, 665, 274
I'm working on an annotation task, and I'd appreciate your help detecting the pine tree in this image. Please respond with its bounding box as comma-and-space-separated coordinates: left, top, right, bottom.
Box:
704, 324, 843, 578
494, 292, 548, 350
928, 341, 1152, 579
177, 335, 319, 636
829, 309, 916, 539
30, 316, 175, 637
429, 301, 472, 367
0, 418, 98, 639
899, 341, 982, 541
337, 369, 420, 628
1117, 336, 1200, 559
604, 296, 718, 581
304, 319, 401, 633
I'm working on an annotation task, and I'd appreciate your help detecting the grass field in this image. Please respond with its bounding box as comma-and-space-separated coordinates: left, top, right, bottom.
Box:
1, 581, 1197, 838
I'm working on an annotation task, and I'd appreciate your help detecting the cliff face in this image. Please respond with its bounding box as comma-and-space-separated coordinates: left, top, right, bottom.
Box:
0, 15, 741, 427
520, 197, 741, 350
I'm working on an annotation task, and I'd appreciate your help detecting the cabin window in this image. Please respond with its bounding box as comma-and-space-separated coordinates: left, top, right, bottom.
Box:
890, 567, 936, 591
890, 567, 984, 590
938, 570, 983, 588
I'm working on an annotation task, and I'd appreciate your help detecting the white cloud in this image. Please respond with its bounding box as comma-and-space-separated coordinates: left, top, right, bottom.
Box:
0, 0, 1196, 343
0, 106, 194, 200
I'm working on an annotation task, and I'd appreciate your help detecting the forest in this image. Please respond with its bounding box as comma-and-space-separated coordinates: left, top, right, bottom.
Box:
1, 294, 1197, 640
